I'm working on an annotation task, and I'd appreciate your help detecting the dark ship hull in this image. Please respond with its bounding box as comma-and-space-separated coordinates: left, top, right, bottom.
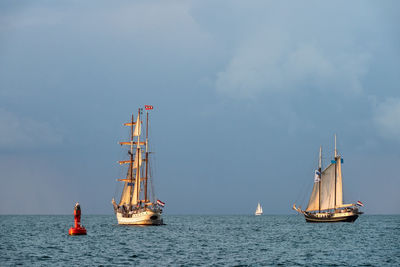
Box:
304, 210, 361, 223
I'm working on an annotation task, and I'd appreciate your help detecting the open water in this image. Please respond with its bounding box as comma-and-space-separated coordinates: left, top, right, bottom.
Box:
0, 215, 399, 266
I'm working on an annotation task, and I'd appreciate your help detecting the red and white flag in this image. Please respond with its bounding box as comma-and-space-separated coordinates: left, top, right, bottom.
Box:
157, 199, 165, 207
145, 105, 153, 110
356, 201, 364, 207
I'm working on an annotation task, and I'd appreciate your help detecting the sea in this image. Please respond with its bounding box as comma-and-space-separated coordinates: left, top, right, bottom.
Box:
0, 215, 399, 266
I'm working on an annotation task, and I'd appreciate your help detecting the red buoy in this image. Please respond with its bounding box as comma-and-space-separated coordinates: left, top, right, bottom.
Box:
69, 202, 87, 235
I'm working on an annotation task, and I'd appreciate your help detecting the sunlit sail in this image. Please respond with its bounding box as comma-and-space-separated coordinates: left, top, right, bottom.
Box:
255, 202, 263, 216
293, 135, 363, 223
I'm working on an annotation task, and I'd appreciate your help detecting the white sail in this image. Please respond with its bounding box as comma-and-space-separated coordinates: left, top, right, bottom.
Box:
119, 162, 133, 206
307, 157, 343, 211
319, 163, 336, 210
131, 109, 143, 205
306, 181, 320, 211
131, 148, 142, 206
132, 149, 142, 168
255, 202, 263, 215
119, 181, 132, 206
335, 156, 343, 207
119, 151, 143, 206
307, 148, 323, 211
133, 117, 141, 136
306, 156, 343, 211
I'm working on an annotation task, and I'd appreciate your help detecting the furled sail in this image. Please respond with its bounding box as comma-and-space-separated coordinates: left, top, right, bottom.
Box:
133, 117, 141, 136
131, 148, 142, 206
133, 148, 142, 168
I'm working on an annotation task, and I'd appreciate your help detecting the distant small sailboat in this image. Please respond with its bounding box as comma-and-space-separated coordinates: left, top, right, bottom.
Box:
293, 135, 363, 223
255, 202, 263, 216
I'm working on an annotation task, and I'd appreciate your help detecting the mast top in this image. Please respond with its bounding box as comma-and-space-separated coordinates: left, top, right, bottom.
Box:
318, 146, 322, 170
334, 134, 337, 158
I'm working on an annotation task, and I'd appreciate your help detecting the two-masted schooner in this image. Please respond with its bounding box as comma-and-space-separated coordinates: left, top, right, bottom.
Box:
255, 202, 263, 216
293, 135, 363, 223
111, 107, 163, 225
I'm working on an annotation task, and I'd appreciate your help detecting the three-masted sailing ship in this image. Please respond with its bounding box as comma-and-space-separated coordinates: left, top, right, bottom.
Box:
293, 135, 363, 223
112, 107, 163, 225
255, 202, 263, 216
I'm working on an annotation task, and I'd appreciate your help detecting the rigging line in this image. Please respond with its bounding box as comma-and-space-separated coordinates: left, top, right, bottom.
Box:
294, 170, 311, 208
295, 151, 320, 208
299, 179, 310, 209
148, 117, 158, 202
149, 152, 156, 202
113, 121, 125, 201
113, 181, 119, 201
114, 132, 128, 203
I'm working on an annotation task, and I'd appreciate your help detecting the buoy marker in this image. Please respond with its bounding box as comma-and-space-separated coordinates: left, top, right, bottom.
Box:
69, 202, 87, 235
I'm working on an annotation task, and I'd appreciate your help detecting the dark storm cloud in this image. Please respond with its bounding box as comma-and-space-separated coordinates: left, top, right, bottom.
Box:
0, 1, 399, 214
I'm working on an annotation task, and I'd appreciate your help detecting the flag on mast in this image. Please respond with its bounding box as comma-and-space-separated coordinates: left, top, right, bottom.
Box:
145, 105, 153, 110
356, 201, 364, 207
157, 199, 165, 207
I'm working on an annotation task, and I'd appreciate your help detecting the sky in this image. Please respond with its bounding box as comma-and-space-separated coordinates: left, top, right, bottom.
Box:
0, 1, 399, 215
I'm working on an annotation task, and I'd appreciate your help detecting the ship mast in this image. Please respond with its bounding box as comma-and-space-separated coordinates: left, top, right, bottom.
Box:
128, 114, 134, 207
334, 134, 337, 210
134, 108, 141, 204
334, 134, 337, 158
318, 146, 322, 213
144, 111, 149, 203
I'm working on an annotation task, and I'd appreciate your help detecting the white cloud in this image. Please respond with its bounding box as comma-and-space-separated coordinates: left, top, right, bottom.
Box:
0, 109, 63, 149
373, 98, 400, 141
215, 32, 370, 99
211, 2, 372, 99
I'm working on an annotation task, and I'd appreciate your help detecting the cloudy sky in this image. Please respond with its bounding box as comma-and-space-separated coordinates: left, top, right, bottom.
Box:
0, 1, 399, 214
